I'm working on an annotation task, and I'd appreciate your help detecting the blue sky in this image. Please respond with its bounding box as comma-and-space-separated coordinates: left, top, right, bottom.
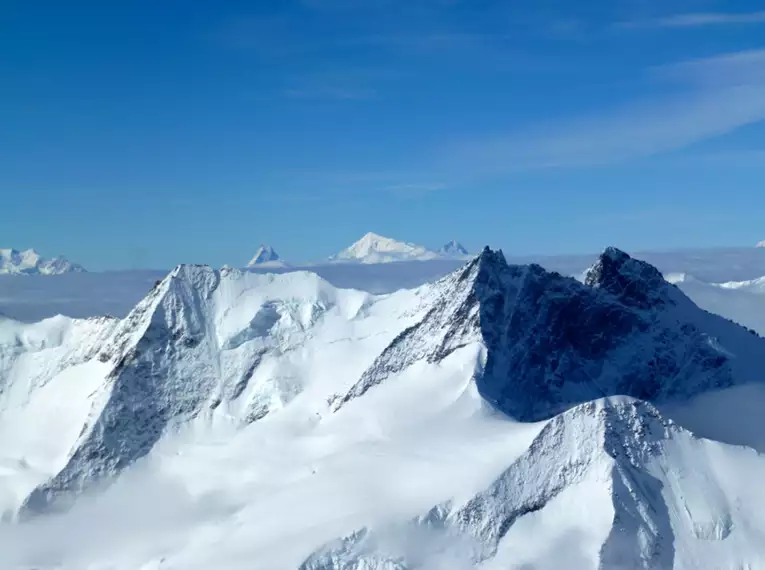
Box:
3, 0, 765, 269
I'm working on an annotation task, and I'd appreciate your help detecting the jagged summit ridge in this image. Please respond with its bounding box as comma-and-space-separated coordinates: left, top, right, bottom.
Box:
337, 246, 764, 421
584, 246, 672, 309
0, 248, 85, 275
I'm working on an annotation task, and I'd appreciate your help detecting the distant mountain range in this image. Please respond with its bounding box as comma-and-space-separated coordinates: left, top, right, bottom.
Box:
0, 248, 85, 275
327, 232, 471, 264
244, 234, 471, 267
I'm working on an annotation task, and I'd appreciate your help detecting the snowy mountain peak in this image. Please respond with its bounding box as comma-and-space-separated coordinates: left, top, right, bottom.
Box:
329, 232, 439, 264
757, 240, 765, 248
337, 247, 765, 421
439, 239, 469, 257
248, 245, 281, 266
306, 397, 680, 570
584, 246, 670, 309
476, 245, 507, 266
0, 248, 85, 275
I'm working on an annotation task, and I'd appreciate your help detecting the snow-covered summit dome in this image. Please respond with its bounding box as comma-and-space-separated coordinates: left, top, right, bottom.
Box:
329, 232, 439, 264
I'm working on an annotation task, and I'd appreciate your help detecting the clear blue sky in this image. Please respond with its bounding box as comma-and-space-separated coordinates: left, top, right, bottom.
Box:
3, 0, 765, 270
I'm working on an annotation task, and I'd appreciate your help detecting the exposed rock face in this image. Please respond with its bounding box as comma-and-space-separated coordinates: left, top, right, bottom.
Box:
338, 246, 760, 421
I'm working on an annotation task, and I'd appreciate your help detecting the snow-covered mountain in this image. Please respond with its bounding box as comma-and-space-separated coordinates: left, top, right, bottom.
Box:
438, 239, 470, 258
246, 245, 288, 268
2, 248, 765, 568
328, 232, 441, 264
0, 248, 85, 275
757, 240, 765, 248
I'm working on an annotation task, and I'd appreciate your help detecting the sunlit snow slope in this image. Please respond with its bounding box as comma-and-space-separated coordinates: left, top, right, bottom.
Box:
328, 232, 440, 264
1, 249, 765, 569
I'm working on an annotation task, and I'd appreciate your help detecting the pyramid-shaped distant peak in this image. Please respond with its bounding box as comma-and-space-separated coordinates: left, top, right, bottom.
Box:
438, 239, 469, 257
247, 245, 281, 266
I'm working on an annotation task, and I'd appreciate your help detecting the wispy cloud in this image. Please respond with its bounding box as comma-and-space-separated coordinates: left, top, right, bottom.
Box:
653, 49, 765, 86
443, 50, 765, 172
349, 32, 498, 55
284, 86, 377, 100
623, 11, 765, 29
384, 182, 447, 196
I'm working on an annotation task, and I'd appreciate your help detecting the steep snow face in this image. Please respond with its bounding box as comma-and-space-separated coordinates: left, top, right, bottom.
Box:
329, 233, 440, 264
0, 314, 118, 512
339, 247, 765, 421
303, 397, 765, 570
3, 264, 421, 514
0, 249, 85, 275
247, 245, 286, 267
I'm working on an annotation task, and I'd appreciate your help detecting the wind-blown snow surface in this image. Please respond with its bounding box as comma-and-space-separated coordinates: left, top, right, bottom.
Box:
2, 250, 765, 569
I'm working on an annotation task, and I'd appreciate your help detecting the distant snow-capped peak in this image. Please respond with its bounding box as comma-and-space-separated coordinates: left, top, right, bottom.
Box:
247, 245, 284, 267
757, 241, 765, 248
329, 232, 439, 264
438, 239, 469, 258
0, 248, 85, 275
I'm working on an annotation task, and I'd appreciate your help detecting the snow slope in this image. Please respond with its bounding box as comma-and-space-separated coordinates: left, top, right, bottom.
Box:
0, 249, 85, 275
304, 397, 765, 570
328, 233, 440, 264
2, 249, 765, 568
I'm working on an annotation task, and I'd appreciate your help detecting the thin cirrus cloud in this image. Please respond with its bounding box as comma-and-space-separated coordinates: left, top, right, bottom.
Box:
284, 86, 377, 100
444, 50, 765, 173
618, 10, 765, 29
654, 11, 765, 28
385, 182, 447, 195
